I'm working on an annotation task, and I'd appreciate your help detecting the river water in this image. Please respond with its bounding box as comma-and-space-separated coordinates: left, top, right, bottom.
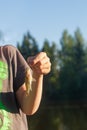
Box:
28, 105, 87, 130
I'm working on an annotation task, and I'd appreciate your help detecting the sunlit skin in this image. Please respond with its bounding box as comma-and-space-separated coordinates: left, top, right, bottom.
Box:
16, 52, 51, 115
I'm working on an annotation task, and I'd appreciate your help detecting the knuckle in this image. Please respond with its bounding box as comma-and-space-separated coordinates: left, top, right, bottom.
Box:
39, 65, 43, 70
49, 62, 52, 67
47, 57, 50, 62
41, 52, 47, 56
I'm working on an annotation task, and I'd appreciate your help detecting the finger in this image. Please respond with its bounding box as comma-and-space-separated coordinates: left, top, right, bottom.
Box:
32, 52, 47, 65
27, 56, 35, 65
32, 57, 51, 70
35, 57, 50, 66
33, 61, 51, 74
41, 67, 51, 75
36, 66, 51, 75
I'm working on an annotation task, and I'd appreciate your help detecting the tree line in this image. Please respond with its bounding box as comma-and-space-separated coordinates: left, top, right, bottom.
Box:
17, 28, 87, 106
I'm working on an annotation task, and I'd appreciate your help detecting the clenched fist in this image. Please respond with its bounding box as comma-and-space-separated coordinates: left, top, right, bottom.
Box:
27, 52, 51, 76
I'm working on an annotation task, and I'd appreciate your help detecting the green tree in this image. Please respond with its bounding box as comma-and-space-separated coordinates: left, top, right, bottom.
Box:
58, 29, 87, 104
17, 32, 39, 60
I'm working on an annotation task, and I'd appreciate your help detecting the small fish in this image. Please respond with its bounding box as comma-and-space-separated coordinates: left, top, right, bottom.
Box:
25, 68, 32, 94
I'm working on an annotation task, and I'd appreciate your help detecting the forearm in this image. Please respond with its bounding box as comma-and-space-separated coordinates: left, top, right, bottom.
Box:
21, 74, 43, 115
17, 52, 51, 115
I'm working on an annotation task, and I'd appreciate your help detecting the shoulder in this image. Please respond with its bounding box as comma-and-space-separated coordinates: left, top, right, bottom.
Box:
3, 44, 20, 55
3, 45, 18, 52
2, 44, 21, 59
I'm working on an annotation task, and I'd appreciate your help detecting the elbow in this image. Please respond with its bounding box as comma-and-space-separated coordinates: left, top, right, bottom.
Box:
22, 105, 40, 115
27, 109, 38, 115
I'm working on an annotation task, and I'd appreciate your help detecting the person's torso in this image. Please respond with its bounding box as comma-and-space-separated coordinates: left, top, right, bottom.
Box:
0, 45, 28, 130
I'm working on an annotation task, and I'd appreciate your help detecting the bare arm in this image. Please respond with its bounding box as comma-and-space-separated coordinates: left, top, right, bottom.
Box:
16, 52, 51, 115
16, 74, 43, 115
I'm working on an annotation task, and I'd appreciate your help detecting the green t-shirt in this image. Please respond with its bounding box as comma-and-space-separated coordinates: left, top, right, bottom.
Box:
0, 45, 29, 130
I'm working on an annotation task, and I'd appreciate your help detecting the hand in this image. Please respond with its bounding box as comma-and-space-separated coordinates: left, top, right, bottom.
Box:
27, 52, 51, 76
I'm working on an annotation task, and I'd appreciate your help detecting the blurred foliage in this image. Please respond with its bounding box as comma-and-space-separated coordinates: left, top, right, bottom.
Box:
17, 32, 39, 60
58, 28, 87, 103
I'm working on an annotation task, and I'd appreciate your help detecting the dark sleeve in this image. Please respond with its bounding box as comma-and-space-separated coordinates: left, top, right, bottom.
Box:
12, 47, 29, 92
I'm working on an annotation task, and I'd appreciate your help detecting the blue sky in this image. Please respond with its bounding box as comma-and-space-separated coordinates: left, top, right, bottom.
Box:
0, 0, 87, 49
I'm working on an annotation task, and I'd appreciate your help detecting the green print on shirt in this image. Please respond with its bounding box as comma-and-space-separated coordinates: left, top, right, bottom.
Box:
0, 61, 8, 91
0, 61, 11, 130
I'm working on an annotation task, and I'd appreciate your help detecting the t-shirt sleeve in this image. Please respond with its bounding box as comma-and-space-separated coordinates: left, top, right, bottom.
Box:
12, 47, 29, 92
